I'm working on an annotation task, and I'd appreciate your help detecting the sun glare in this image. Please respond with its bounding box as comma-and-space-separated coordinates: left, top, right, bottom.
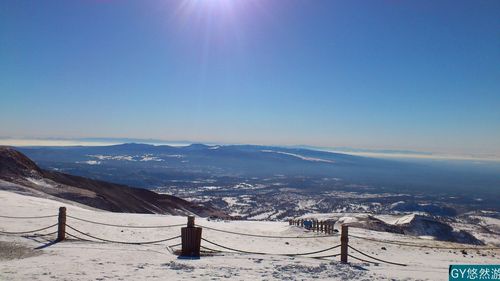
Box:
174, 0, 237, 18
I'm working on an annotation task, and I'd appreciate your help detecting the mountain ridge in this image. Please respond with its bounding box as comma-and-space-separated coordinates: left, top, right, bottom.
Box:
0, 146, 225, 217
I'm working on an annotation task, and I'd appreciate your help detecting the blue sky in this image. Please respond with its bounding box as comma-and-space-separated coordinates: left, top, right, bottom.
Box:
1, 0, 499, 157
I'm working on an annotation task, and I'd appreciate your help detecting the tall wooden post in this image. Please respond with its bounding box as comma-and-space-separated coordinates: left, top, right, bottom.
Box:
181, 216, 202, 258
320, 221, 324, 233
340, 224, 348, 263
316, 220, 320, 232
57, 207, 66, 242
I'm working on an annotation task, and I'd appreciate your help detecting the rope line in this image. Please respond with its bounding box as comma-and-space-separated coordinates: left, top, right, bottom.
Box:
202, 238, 341, 256
201, 245, 223, 253
310, 253, 341, 259
198, 224, 339, 239
348, 254, 379, 265
66, 232, 103, 243
66, 225, 180, 245
201, 238, 291, 255
200, 241, 340, 259
349, 234, 500, 250
30, 231, 58, 237
288, 244, 341, 256
0, 214, 58, 219
0, 223, 58, 235
348, 245, 407, 266
67, 215, 184, 229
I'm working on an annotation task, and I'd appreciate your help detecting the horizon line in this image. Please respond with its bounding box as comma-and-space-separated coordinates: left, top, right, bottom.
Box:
1, 137, 499, 163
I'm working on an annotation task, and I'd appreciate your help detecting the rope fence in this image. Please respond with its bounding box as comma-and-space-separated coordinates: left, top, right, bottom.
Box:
66, 224, 181, 245
310, 253, 342, 259
0, 214, 58, 219
348, 254, 379, 264
0, 223, 58, 235
201, 237, 341, 257
67, 215, 185, 229
66, 232, 100, 243
169, 242, 182, 248
1, 209, 499, 268
200, 245, 224, 253
198, 224, 339, 239
348, 245, 408, 266
32, 231, 59, 237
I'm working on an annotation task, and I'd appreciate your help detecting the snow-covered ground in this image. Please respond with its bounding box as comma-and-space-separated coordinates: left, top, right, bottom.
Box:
0, 190, 498, 281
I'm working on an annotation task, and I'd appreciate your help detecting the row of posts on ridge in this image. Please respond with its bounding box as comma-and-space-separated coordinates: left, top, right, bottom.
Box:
289, 218, 348, 263
288, 218, 337, 235
55, 207, 349, 262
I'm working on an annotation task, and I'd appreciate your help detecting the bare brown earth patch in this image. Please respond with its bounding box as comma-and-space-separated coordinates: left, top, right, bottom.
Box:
0, 241, 41, 261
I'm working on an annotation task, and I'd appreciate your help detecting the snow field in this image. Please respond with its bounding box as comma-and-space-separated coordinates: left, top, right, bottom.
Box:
0, 191, 498, 281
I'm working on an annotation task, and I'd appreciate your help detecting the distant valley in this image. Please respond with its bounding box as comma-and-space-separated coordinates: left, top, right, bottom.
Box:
0, 146, 222, 217
16, 143, 500, 217
1, 144, 500, 245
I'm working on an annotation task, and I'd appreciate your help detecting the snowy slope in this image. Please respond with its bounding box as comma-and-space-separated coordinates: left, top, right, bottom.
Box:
0, 147, 223, 217
0, 190, 498, 281
298, 212, 488, 245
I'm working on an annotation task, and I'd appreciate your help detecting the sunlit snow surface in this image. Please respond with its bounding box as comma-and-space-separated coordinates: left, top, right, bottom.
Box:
0, 190, 498, 281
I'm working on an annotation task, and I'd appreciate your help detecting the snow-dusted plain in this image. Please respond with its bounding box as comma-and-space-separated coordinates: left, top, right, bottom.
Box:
0, 190, 498, 281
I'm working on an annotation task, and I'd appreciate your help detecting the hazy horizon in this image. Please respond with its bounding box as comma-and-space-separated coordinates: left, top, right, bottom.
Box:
1, 1, 499, 160
2, 137, 500, 162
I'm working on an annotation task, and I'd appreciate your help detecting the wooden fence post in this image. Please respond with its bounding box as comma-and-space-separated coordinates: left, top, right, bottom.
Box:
300, 219, 304, 228
340, 224, 348, 263
57, 207, 66, 242
316, 220, 320, 232
320, 221, 324, 233
181, 216, 202, 258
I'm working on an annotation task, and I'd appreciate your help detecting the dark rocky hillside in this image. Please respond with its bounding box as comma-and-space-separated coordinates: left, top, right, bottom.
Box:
0, 146, 225, 217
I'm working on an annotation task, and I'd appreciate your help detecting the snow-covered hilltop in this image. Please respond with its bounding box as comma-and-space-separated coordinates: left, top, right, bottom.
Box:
296, 213, 492, 245
1, 190, 498, 281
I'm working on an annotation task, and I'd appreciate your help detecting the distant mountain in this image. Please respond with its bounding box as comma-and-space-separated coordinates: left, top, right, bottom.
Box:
0, 146, 225, 217
16, 142, 394, 180
16, 143, 500, 201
